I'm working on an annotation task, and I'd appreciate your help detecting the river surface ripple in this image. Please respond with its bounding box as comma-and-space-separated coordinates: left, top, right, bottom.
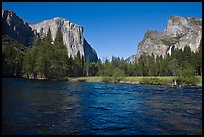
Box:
2, 78, 202, 135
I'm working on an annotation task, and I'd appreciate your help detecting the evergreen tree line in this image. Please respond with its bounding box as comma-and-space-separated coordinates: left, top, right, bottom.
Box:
2, 29, 202, 82
22, 28, 86, 80
2, 35, 25, 77
90, 42, 202, 78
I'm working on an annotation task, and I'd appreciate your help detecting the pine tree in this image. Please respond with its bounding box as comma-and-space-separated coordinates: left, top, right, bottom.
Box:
183, 45, 192, 63
198, 39, 202, 75
49, 27, 68, 79
168, 58, 179, 77
96, 59, 103, 76
138, 55, 145, 76
22, 47, 38, 79
73, 51, 83, 76
54, 27, 63, 46
103, 59, 112, 76
67, 56, 74, 77
2, 35, 24, 77
149, 53, 156, 76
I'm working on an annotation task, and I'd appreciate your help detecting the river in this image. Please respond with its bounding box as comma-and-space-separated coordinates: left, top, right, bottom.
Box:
2, 78, 202, 135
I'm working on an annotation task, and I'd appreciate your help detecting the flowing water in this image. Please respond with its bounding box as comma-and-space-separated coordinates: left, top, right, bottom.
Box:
2, 78, 202, 135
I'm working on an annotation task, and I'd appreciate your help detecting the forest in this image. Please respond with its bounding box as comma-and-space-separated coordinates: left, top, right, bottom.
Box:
2, 28, 202, 86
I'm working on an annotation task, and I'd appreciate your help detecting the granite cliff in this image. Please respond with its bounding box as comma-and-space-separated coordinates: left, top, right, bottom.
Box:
130, 16, 202, 62
2, 8, 35, 46
2, 8, 98, 62
125, 55, 136, 63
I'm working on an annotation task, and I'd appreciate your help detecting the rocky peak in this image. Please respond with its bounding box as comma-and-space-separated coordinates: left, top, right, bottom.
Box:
136, 30, 168, 58
53, 17, 66, 20
187, 16, 202, 26
125, 55, 136, 63
163, 16, 189, 37
2, 8, 35, 46
2, 8, 98, 62
134, 15, 202, 60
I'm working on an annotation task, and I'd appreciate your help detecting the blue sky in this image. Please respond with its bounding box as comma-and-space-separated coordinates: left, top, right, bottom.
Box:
2, 2, 202, 61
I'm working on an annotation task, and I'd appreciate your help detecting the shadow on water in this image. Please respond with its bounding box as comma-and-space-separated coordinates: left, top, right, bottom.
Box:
2, 78, 202, 135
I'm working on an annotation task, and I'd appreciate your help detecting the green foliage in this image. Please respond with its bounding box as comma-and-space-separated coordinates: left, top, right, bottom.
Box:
140, 77, 174, 85
95, 59, 103, 76
72, 51, 84, 77
22, 47, 37, 79
3, 28, 202, 86
2, 35, 25, 77
49, 27, 68, 80
140, 78, 162, 85
112, 68, 126, 82
127, 63, 136, 76
101, 77, 112, 83
168, 58, 179, 76
54, 27, 63, 45
101, 59, 113, 76
176, 64, 199, 86
84, 60, 97, 76
161, 38, 177, 46
177, 76, 199, 86
138, 54, 147, 76
189, 17, 202, 26
21, 27, 70, 80
79, 44, 201, 86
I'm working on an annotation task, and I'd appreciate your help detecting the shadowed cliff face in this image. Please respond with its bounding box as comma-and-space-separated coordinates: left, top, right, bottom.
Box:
83, 38, 98, 63
134, 16, 202, 60
2, 8, 35, 46
2, 8, 98, 62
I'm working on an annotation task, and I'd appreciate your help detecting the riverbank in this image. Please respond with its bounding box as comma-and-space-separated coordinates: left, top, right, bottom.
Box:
68, 76, 202, 86
15, 75, 202, 87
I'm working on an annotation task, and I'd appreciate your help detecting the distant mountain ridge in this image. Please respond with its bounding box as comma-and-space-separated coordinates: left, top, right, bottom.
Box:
2, 8, 98, 62
125, 55, 136, 63
126, 15, 202, 62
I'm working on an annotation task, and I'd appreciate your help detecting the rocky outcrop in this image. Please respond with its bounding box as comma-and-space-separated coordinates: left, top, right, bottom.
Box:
83, 38, 98, 62
164, 16, 202, 55
29, 17, 98, 62
135, 16, 202, 60
2, 8, 98, 62
2, 8, 35, 46
125, 55, 136, 63
29, 17, 83, 57
136, 30, 169, 58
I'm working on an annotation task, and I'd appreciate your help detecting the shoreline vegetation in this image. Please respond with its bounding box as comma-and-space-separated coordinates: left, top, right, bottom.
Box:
19, 76, 202, 87
3, 29, 202, 88
68, 76, 202, 87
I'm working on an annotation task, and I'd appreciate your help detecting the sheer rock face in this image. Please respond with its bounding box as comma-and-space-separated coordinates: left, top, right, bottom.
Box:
2, 8, 98, 62
29, 17, 98, 62
125, 55, 136, 63
83, 38, 98, 62
163, 16, 202, 53
2, 8, 35, 46
29, 17, 85, 58
135, 16, 202, 60
136, 30, 169, 59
